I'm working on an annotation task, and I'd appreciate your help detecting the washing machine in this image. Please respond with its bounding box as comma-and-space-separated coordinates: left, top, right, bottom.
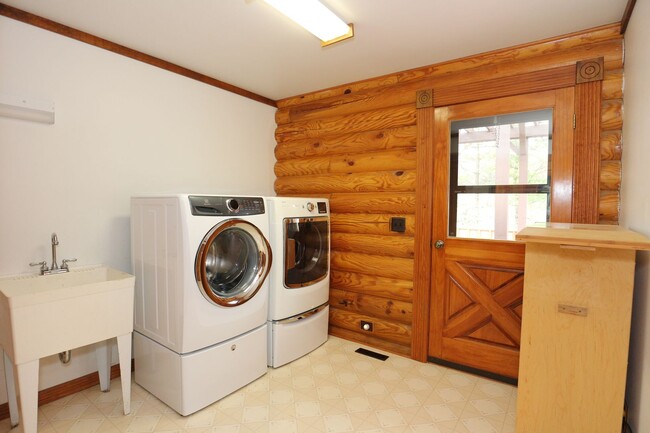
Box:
130, 194, 272, 416
266, 196, 330, 368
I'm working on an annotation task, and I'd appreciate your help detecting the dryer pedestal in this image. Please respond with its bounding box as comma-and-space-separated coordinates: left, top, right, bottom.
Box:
134, 324, 267, 416
267, 304, 329, 368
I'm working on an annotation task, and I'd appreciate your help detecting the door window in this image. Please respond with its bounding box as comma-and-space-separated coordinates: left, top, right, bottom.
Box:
284, 217, 329, 288
449, 109, 553, 240
196, 220, 271, 306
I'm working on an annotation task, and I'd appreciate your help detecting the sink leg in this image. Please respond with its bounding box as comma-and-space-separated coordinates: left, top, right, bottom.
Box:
116, 333, 132, 415
16, 359, 39, 433
95, 340, 112, 392
2, 351, 19, 428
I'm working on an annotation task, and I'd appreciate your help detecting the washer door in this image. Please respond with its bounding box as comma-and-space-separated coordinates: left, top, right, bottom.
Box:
195, 219, 272, 306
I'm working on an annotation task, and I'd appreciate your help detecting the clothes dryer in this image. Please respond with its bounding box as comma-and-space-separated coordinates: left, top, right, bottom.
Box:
266, 197, 330, 367
131, 194, 271, 415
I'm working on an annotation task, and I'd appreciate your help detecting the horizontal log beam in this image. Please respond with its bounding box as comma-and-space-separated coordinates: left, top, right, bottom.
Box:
601, 99, 623, 130
275, 170, 416, 195
331, 232, 414, 258
274, 148, 417, 177
330, 288, 413, 324
600, 131, 622, 160
329, 307, 412, 346
602, 70, 623, 100
330, 270, 413, 302
331, 213, 416, 236
600, 160, 621, 190
331, 251, 414, 281
275, 105, 416, 143
599, 190, 619, 222
274, 126, 417, 161
329, 192, 417, 214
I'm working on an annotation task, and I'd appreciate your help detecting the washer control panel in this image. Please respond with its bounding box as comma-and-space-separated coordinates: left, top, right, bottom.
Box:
189, 195, 265, 216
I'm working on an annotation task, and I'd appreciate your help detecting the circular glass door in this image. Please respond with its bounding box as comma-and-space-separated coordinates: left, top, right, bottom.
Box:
195, 219, 272, 306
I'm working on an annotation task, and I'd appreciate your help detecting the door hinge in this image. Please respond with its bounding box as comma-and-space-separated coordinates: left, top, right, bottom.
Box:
573, 112, 576, 129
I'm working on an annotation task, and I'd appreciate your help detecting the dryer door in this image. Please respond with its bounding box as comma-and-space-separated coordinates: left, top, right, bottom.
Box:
196, 219, 272, 306
284, 216, 330, 288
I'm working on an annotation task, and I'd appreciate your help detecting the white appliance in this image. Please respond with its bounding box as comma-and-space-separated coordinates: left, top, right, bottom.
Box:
266, 196, 330, 368
130, 194, 272, 416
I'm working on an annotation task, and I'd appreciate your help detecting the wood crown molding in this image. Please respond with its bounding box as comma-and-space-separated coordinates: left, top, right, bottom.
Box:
0, 2, 277, 107
621, 0, 637, 34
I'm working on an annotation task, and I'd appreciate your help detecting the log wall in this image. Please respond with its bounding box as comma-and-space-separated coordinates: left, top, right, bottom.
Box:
273, 24, 624, 356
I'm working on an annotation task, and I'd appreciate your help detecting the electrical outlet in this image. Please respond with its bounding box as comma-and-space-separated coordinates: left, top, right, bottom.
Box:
360, 321, 373, 332
390, 217, 406, 233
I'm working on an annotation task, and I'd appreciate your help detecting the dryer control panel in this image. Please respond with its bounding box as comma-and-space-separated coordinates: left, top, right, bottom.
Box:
189, 195, 265, 216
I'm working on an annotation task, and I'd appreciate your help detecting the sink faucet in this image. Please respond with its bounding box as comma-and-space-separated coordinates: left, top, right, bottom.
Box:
29, 233, 77, 275
51, 233, 59, 270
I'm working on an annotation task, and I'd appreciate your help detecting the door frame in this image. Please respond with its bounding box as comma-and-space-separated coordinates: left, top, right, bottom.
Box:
411, 60, 605, 361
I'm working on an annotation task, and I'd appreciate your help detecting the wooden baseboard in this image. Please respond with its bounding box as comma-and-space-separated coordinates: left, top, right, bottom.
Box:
0, 361, 133, 421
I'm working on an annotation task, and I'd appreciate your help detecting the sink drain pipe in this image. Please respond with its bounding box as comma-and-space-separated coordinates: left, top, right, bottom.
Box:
58, 350, 71, 364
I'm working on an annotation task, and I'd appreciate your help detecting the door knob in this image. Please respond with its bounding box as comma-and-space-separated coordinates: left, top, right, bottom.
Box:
434, 240, 445, 249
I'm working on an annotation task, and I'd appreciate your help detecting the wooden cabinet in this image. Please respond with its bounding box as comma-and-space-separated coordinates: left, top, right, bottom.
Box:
515, 224, 650, 433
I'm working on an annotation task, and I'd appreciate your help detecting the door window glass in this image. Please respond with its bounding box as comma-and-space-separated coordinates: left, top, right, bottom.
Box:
284, 217, 329, 288
449, 109, 552, 240
204, 228, 259, 297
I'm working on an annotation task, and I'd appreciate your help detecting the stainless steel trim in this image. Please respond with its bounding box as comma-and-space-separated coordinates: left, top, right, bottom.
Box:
273, 304, 328, 324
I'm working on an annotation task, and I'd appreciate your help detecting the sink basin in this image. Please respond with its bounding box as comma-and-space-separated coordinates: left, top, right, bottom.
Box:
0, 265, 135, 433
0, 265, 135, 364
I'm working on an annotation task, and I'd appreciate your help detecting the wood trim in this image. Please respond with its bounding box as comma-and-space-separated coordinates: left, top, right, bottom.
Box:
434, 65, 576, 107
0, 362, 131, 421
621, 0, 637, 34
0, 2, 276, 107
573, 81, 602, 223
411, 102, 435, 362
576, 58, 605, 83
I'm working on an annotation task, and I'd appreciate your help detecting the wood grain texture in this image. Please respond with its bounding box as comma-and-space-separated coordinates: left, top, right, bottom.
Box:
602, 70, 623, 99
274, 126, 417, 161
331, 232, 414, 258
329, 308, 412, 345
275, 105, 416, 143
573, 81, 602, 224
330, 270, 413, 302
600, 160, 621, 190
331, 213, 416, 236
329, 288, 413, 324
328, 326, 411, 356
601, 99, 624, 130
600, 131, 622, 160
274, 148, 416, 177
274, 170, 416, 194
330, 251, 414, 281
599, 190, 620, 222
516, 239, 638, 432
329, 192, 417, 214
0, 4, 275, 107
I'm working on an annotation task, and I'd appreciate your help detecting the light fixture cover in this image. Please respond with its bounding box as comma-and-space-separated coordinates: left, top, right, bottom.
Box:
265, 0, 352, 43
0, 93, 55, 124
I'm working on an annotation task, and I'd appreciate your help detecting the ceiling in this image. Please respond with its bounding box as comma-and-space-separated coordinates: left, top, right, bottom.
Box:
1, 0, 629, 102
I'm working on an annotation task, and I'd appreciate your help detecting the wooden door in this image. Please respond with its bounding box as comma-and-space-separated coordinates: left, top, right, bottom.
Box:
428, 89, 575, 379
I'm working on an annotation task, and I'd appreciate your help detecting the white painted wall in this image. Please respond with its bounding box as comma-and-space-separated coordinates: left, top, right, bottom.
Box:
621, 1, 650, 431
0, 17, 276, 405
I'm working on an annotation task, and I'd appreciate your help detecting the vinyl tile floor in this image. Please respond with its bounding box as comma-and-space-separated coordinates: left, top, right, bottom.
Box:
0, 336, 517, 433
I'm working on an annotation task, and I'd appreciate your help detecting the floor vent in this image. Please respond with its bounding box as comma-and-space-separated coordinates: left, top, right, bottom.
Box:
355, 348, 389, 361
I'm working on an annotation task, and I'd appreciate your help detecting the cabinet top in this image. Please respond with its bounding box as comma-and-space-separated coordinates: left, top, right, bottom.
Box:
516, 223, 650, 250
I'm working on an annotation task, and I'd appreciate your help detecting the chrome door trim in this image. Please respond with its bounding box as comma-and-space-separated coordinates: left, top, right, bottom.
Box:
195, 218, 272, 307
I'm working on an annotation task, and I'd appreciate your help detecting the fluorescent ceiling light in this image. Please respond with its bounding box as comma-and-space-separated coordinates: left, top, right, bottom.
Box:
0, 93, 55, 124
265, 0, 354, 45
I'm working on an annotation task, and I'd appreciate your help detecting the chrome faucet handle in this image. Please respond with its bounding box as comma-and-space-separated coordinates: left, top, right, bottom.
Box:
61, 258, 77, 270
29, 261, 48, 273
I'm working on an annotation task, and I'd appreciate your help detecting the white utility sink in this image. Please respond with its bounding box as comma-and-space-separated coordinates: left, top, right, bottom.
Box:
0, 266, 135, 433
